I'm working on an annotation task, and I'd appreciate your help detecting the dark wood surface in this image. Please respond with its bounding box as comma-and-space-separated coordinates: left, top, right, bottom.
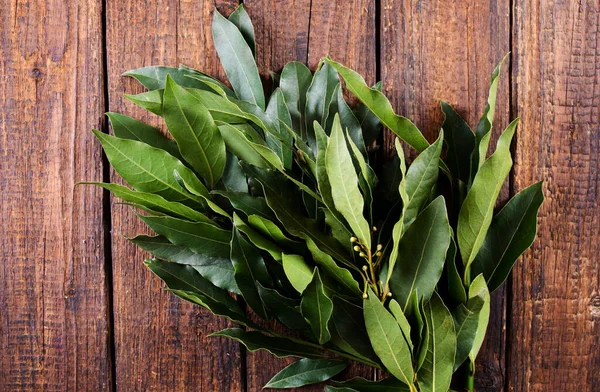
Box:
509, 0, 600, 391
1, 0, 598, 391
0, 0, 112, 390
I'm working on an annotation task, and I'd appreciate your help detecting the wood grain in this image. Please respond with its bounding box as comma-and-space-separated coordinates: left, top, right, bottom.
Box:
243, 0, 377, 389
0, 0, 112, 390
509, 0, 600, 391
105, 1, 242, 391
380, 1, 511, 389
2, 0, 599, 390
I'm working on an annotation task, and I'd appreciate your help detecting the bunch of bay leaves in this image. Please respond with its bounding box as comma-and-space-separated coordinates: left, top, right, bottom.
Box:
89, 5, 543, 391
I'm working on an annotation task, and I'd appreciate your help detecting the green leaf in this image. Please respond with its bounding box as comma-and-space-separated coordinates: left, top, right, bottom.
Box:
354, 81, 383, 147
471, 181, 544, 292
125, 89, 164, 115
314, 123, 350, 234
301, 269, 334, 344
470, 54, 509, 181
280, 61, 312, 137
172, 170, 229, 218
445, 236, 467, 306
282, 253, 313, 293
123, 65, 213, 91
440, 101, 475, 184
326, 59, 428, 153
388, 299, 413, 353
220, 123, 284, 171
230, 228, 271, 319
139, 215, 230, 258
323, 208, 354, 252
326, 114, 371, 248
144, 258, 243, 316
331, 296, 380, 364
106, 112, 182, 160
265, 358, 347, 389
331, 377, 411, 391
211, 328, 324, 358
217, 123, 279, 169
212, 10, 265, 109
88, 182, 209, 222
188, 88, 264, 127
389, 197, 451, 310
452, 288, 485, 371
457, 118, 518, 272
163, 75, 226, 188
131, 235, 238, 294
232, 212, 283, 261
363, 288, 415, 388
303, 236, 361, 295
214, 190, 276, 220
228, 4, 256, 55
346, 129, 377, 191
379, 156, 402, 202
416, 298, 430, 372
386, 141, 408, 282
92, 130, 205, 205
325, 387, 359, 392
234, 96, 285, 142
256, 283, 309, 333
183, 72, 236, 98
220, 153, 248, 193
402, 132, 443, 229
247, 214, 299, 248
338, 87, 367, 157
466, 275, 490, 361
305, 61, 340, 142
266, 89, 294, 169
169, 289, 256, 327
417, 293, 456, 392
346, 130, 376, 224
405, 290, 425, 356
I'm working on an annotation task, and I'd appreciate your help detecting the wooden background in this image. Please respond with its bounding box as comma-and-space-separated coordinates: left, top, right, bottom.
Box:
1, 0, 599, 390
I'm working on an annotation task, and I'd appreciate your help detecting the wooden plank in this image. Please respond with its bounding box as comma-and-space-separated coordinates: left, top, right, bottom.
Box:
104, 1, 242, 390
243, 0, 377, 389
380, 0, 510, 389
0, 0, 112, 390
509, 1, 600, 390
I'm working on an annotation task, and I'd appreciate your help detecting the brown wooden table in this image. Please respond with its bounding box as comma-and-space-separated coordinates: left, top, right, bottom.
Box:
1, 0, 599, 390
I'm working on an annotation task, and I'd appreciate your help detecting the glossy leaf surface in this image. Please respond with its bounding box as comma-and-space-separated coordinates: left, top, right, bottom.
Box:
471, 181, 544, 292
265, 358, 347, 389
212, 10, 264, 109
458, 119, 518, 271
301, 269, 334, 344
363, 289, 414, 388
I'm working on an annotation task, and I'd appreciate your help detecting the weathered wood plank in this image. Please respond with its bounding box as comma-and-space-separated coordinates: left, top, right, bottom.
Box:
105, 1, 242, 390
509, 1, 600, 391
380, 1, 510, 389
243, 0, 377, 389
0, 0, 112, 390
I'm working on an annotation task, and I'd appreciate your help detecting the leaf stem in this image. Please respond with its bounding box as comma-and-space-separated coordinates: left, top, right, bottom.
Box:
466, 359, 475, 392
